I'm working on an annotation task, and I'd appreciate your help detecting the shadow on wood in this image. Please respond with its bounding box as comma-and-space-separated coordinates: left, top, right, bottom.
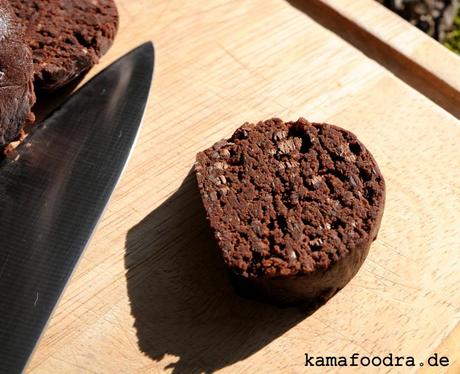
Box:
124, 170, 313, 373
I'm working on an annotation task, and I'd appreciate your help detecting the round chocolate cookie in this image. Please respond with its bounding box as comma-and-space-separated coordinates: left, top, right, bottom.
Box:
0, 0, 35, 147
195, 118, 385, 307
9, 0, 119, 91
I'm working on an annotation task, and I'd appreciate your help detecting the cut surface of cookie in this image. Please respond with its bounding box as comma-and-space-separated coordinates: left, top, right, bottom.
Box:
10, 0, 119, 91
195, 118, 385, 307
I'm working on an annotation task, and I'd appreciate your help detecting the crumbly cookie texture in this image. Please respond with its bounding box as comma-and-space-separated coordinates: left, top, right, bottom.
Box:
0, 0, 35, 147
196, 118, 385, 306
10, 0, 119, 91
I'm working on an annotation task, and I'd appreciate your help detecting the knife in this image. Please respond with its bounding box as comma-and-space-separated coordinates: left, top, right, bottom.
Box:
0, 42, 154, 373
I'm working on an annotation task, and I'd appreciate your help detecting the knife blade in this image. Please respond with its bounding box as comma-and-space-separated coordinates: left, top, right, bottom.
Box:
0, 42, 154, 373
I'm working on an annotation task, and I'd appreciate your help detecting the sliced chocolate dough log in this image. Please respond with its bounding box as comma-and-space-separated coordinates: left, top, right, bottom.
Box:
0, 0, 35, 147
195, 118, 385, 307
10, 0, 119, 91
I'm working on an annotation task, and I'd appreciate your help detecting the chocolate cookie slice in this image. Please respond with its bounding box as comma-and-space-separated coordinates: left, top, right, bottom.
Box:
0, 0, 35, 147
195, 118, 385, 307
10, 0, 119, 91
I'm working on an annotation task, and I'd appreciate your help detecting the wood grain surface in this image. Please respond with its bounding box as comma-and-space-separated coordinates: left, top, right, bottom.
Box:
27, 0, 460, 373
288, 0, 460, 119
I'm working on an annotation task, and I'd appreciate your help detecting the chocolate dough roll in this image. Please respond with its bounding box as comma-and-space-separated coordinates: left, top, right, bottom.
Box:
10, 0, 119, 91
0, 0, 35, 147
195, 118, 385, 307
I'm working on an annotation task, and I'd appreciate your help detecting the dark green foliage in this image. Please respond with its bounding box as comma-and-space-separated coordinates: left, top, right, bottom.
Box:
444, 7, 460, 54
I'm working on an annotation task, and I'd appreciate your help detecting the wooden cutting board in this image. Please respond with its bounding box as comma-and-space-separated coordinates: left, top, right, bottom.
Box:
291, 0, 460, 119
27, 0, 460, 373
